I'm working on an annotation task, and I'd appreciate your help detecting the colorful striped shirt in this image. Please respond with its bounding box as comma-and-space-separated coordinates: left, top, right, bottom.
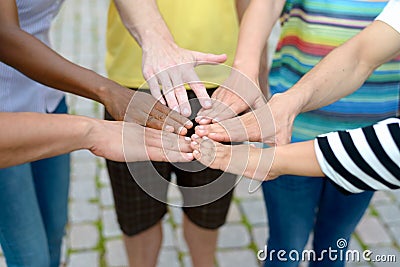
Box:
270, 0, 400, 142
314, 1, 400, 194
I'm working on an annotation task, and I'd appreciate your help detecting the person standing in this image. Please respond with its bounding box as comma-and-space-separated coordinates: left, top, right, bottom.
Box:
105, 0, 243, 266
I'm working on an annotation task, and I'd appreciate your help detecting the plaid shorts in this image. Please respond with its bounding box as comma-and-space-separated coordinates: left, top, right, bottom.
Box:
105, 89, 236, 236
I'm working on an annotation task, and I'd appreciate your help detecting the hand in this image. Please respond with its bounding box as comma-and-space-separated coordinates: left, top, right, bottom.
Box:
190, 135, 275, 181
195, 68, 266, 124
195, 103, 275, 145
266, 93, 299, 145
142, 42, 227, 117
102, 85, 193, 135
87, 120, 194, 162
195, 93, 300, 146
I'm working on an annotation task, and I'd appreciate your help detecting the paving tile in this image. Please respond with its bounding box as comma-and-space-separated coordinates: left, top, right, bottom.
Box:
375, 204, 400, 225
162, 221, 175, 248
240, 199, 267, 226
170, 206, 183, 226
68, 251, 99, 267
182, 254, 192, 267
69, 224, 99, 250
356, 216, 392, 246
70, 179, 97, 201
102, 209, 122, 238
388, 224, 400, 246
71, 160, 97, 180
371, 191, 393, 206
252, 226, 268, 251
99, 167, 110, 187
218, 224, 251, 249
158, 249, 180, 267
69, 201, 100, 223
217, 249, 259, 267
105, 239, 129, 267
234, 178, 264, 199
226, 202, 242, 223
100, 186, 115, 207
176, 227, 189, 253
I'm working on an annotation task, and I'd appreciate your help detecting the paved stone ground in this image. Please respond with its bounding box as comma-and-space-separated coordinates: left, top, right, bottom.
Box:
0, 0, 399, 266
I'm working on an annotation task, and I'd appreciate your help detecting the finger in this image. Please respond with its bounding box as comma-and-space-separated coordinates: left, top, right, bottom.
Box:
191, 52, 227, 65
146, 108, 179, 133
158, 72, 180, 112
196, 102, 237, 125
146, 147, 193, 162
145, 115, 166, 132
147, 75, 166, 105
144, 129, 193, 152
153, 102, 193, 131
195, 124, 231, 142
169, 71, 191, 117
183, 70, 212, 109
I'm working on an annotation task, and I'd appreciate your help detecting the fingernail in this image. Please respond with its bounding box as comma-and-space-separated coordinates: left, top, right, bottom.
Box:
193, 150, 199, 155
186, 153, 193, 158
205, 100, 212, 108
183, 108, 190, 116
185, 121, 193, 127
191, 141, 198, 146
200, 119, 209, 124
202, 136, 209, 140
197, 125, 205, 130
192, 134, 199, 139
178, 126, 185, 133
185, 137, 191, 141
165, 125, 174, 132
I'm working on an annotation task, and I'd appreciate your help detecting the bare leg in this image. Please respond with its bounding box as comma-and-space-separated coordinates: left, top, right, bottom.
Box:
183, 214, 218, 267
194, 103, 275, 144
123, 221, 163, 267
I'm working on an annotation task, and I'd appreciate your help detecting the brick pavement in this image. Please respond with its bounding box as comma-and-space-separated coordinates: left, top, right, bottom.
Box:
0, 0, 399, 266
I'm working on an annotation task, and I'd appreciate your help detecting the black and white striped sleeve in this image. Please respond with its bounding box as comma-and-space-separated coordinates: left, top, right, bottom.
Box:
314, 118, 400, 194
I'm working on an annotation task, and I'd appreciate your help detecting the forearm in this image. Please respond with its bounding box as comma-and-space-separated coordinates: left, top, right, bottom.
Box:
113, 0, 174, 49
282, 20, 400, 114
270, 141, 324, 178
0, 113, 94, 168
0, 22, 131, 117
233, 0, 284, 80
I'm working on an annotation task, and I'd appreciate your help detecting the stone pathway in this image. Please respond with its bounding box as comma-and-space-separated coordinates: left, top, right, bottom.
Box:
0, 0, 399, 266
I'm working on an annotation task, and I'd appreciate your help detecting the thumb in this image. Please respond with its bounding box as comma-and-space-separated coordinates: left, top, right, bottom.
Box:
192, 52, 227, 66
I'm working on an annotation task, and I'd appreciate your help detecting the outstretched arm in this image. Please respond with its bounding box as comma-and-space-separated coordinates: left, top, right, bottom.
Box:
0, 0, 191, 134
113, 0, 227, 116
191, 117, 400, 193
196, 0, 285, 123
270, 4, 400, 144
279, 20, 400, 116
0, 112, 193, 168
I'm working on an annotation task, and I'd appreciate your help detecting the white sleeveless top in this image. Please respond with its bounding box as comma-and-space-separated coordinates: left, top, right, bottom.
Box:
0, 0, 65, 113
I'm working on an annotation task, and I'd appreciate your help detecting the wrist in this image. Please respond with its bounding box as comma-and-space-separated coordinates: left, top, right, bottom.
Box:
274, 91, 304, 118
141, 30, 175, 51
268, 146, 284, 179
79, 116, 102, 151
232, 60, 259, 82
